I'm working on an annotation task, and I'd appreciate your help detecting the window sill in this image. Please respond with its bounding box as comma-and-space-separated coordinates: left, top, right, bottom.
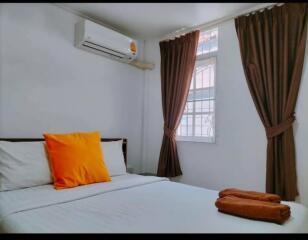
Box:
176, 137, 215, 144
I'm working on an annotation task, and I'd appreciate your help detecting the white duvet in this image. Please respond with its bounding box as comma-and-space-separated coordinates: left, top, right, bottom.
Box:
0, 174, 308, 233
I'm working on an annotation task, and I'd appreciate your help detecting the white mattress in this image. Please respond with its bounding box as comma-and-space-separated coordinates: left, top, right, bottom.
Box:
0, 174, 307, 233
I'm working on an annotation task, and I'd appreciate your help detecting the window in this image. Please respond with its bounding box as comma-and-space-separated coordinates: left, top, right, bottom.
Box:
177, 28, 218, 143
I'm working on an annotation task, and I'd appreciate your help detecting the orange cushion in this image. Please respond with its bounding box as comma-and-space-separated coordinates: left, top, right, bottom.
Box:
44, 131, 111, 189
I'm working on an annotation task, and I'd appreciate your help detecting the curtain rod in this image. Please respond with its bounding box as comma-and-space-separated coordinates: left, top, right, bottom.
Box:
161, 2, 284, 41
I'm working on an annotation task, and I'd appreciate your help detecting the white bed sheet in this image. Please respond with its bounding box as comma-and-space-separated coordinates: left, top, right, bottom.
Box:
0, 174, 307, 233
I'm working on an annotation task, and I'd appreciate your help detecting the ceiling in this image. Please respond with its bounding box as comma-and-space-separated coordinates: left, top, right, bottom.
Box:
59, 3, 265, 39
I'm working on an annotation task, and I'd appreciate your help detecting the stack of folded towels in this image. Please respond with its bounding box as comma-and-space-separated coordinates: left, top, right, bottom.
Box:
215, 188, 291, 224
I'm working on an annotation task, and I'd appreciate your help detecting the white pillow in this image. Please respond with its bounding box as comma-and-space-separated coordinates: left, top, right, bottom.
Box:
0, 141, 52, 191
101, 140, 126, 176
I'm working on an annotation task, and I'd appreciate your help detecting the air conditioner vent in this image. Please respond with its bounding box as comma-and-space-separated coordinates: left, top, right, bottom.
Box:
75, 20, 137, 63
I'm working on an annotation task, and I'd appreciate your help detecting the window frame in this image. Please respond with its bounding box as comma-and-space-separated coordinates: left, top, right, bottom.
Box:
176, 28, 218, 143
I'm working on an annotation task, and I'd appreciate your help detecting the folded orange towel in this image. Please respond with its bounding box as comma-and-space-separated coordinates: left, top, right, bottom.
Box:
215, 196, 290, 224
219, 188, 281, 203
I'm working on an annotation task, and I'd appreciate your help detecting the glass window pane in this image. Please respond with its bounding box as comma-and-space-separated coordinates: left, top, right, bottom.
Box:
196, 67, 203, 89
195, 58, 215, 90
197, 43, 203, 55
209, 64, 215, 88
202, 100, 210, 112
195, 126, 202, 137
181, 126, 187, 136
187, 102, 193, 113
187, 115, 193, 136
195, 128, 202, 137
178, 124, 182, 136
181, 115, 187, 125
188, 115, 193, 125
195, 115, 202, 136
201, 114, 214, 137
205, 100, 214, 112
195, 114, 201, 125
194, 88, 214, 101
197, 28, 218, 55
180, 118, 187, 136
187, 90, 194, 102
177, 127, 181, 136
202, 67, 210, 88
210, 100, 214, 111
204, 64, 215, 88
195, 101, 202, 112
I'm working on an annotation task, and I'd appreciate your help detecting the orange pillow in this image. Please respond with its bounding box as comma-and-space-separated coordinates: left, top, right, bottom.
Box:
44, 131, 111, 189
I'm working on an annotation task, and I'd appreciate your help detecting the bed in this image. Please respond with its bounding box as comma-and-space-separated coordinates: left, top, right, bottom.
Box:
0, 138, 308, 233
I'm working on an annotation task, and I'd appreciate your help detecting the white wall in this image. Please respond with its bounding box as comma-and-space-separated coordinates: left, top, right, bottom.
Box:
0, 3, 145, 172
143, 20, 308, 206
295, 40, 308, 207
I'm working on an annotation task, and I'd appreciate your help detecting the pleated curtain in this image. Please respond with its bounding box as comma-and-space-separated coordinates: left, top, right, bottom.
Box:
235, 3, 308, 200
157, 31, 200, 177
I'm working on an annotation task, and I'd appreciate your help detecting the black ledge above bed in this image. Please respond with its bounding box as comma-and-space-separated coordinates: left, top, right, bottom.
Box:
0, 137, 128, 165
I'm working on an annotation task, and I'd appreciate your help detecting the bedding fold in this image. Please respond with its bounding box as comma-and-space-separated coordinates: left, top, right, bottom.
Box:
0, 175, 307, 233
219, 188, 281, 203
215, 196, 290, 224
0, 174, 168, 219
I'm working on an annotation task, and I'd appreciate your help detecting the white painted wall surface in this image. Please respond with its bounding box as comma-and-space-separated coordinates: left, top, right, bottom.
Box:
143, 20, 308, 206
295, 42, 308, 207
0, 3, 144, 172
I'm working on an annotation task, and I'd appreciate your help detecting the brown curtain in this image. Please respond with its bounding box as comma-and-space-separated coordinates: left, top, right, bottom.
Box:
235, 3, 308, 200
157, 31, 200, 177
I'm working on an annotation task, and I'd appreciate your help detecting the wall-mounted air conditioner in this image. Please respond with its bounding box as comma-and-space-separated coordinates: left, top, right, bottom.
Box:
75, 20, 138, 63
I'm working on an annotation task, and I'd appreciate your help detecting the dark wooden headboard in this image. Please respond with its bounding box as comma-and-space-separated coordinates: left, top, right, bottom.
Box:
0, 138, 128, 165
